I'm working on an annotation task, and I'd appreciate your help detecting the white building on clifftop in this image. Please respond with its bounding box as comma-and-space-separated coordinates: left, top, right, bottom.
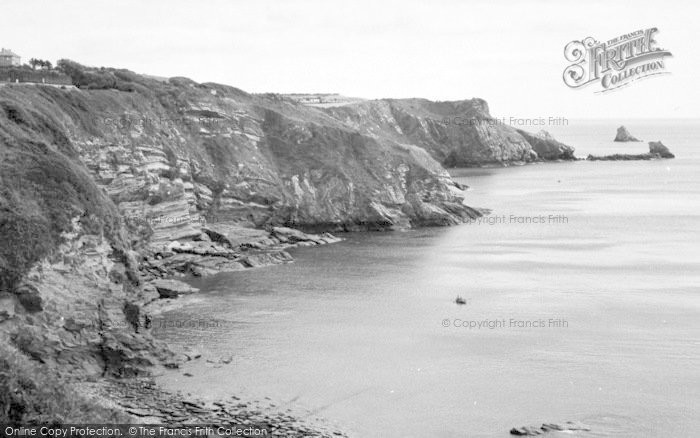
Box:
0, 48, 21, 67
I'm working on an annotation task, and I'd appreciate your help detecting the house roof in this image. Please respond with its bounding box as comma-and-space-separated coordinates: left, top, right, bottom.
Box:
0, 48, 20, 57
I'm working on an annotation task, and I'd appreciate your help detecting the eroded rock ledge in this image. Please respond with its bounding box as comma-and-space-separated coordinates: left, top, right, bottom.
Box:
587, 141, 675, 161
140, 225, 343, 310
142, 225, 341, 281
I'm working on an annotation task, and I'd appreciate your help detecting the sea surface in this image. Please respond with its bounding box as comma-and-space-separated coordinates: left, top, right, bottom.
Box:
156, 120, 700, 437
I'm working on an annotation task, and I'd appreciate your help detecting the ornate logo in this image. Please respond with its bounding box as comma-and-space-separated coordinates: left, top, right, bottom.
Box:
563, 28, 672, 92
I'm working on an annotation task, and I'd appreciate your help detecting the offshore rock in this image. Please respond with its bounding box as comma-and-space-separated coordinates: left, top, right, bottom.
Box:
587, 141, 674, 161
648, 141, 675, 158
614, 125, 641, 142
587, 153, 657, 161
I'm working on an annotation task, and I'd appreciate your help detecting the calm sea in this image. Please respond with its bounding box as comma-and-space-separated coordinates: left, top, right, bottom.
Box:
155, 119, 700, 437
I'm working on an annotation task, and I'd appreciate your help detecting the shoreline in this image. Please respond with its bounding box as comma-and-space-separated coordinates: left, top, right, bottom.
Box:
80, 225, 353, 436
79, 377, 349, 437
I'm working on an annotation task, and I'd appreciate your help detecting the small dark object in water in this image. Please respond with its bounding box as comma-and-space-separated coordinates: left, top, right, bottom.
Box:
455, 296, 467, 305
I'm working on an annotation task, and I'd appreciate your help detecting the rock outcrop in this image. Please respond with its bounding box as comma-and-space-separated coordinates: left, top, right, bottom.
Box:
614, 125, 641, 142
1, 218, 178, 378
140, 225, 340, 280
151, 279, 199, 298
649, 140, 675, 158
587, 153, 658, 161
515, 130, 576, 161
587, 141, 675, 161
324, 98, 575, 167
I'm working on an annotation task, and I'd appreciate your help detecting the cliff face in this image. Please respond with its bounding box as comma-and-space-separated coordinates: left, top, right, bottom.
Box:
0, 69, 483, 381
515, 129, 577, 161
0, 81, 477, 236
324, 98, 575, 167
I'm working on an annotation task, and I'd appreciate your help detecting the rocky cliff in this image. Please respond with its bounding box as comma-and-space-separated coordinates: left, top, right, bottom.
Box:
0, 62, 488, 399
324, 98, 575, 167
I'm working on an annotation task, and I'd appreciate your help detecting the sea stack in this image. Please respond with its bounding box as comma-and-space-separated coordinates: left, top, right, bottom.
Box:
614, 125, 641, 142
649, 141, 675, 158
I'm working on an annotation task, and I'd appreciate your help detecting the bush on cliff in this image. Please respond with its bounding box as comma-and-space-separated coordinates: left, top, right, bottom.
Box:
0, 343, 127, 423
0, 97, 123, 291
56, 59, 147, 92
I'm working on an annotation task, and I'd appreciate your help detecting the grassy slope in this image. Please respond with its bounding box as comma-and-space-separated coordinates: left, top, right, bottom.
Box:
0, 94, 123, 290
0, 67, 144, 420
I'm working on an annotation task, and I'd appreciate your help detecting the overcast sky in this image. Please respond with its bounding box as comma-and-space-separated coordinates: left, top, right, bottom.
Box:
3, 0, 699, 118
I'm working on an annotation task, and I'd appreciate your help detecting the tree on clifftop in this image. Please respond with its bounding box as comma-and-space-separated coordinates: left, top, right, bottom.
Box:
27, 59, 53, 70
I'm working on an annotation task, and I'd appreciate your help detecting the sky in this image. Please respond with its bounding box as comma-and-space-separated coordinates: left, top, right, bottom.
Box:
2, 0, 699, 119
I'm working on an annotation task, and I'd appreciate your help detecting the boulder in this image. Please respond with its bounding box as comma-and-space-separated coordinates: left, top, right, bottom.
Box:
14, 283, 43, 313
614, 125, 641, 142
183, 347, 202, 361
648, 141, 675, 158
151, 279, 199, 298
0, 292, 15, 321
